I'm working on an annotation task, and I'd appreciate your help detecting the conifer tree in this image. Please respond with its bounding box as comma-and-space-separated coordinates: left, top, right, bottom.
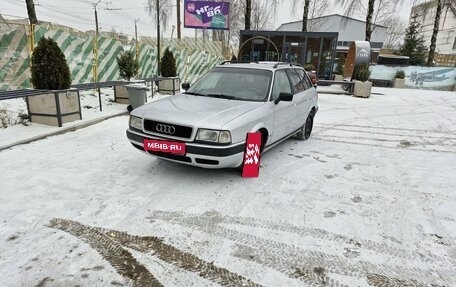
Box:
400, 18, 427, 66
335, 54, 345, 75
160, 48, 177, 77
117, 51, 139, 81
31, 37, 71, 90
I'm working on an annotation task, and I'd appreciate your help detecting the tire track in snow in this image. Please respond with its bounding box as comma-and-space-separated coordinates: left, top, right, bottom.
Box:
316, 123, 456, 136
313, 123, 456, 153
314, 126, 456, 141
48, 218, 263, 287
233, 244, 449, 287
48, 218, 163, 287
233, 244, 351, 287
149, 211, 455, 286
366, 273, 444, 287
312, 137, 456, 154
150, 211, 453, 265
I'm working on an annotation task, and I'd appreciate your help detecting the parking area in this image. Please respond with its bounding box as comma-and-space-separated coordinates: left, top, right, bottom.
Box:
0, 88, 455, 287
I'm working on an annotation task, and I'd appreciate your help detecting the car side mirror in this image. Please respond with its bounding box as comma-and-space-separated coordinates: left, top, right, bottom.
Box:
274, 92, 293, 104
182, 83, 190, 91
314, 84, 318, 89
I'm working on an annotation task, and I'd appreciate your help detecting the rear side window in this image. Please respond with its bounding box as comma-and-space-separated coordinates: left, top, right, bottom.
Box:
271, 70, 292, 101
295, 69, 313, 90
285, 69, 305, 94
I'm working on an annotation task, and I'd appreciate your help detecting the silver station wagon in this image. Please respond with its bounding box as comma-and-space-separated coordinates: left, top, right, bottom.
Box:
126, 62, 318, 168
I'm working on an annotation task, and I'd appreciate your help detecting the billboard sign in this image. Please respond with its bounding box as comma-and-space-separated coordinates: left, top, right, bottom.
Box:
184, 0, 230, 30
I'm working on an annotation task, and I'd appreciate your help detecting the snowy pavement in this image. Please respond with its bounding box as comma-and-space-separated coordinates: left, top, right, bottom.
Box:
0, 87, 170, 150
0, 88, 455, 287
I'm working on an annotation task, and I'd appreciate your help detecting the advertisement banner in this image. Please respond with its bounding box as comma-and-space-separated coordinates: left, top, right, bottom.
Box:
242, 133, 262, 178
184, 0, 230, 30
370, 65, 456, 91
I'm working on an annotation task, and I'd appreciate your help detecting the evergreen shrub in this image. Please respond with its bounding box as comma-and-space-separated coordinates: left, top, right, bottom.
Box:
161, 48, 177, 77
31, 37, 71, 90
395, 70, 406, 79
354, 63, 371, 82
117, 50, 139, 81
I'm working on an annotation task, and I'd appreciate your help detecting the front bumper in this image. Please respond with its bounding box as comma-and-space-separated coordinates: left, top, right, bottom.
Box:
126, 128, 245, 169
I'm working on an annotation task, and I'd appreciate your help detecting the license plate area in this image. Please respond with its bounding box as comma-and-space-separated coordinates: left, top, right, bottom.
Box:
144, 139, 186, 155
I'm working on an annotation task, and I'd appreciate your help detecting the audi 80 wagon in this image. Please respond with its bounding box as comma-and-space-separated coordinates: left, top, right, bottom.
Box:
126, 62, 318, 168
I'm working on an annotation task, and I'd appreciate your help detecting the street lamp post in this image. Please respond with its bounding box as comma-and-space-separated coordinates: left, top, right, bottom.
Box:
93, 0, 101, 83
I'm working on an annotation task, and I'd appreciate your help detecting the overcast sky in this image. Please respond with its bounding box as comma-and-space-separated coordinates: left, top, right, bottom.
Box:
1, 0, 413, 38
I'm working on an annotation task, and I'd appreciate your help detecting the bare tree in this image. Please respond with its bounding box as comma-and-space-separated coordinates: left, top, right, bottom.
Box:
245, 0, 252, 30
251, 0, 273, 30
227, 0, 245, 47
244, 0, 281, 31
383, 16, 406, 49
146, 0, 172, 30
341, 0, 404, 42
25, 0, 38, 25
427, 0, 443, 66
176, 0, 181, 39
146, 0, 172, 75
291, 0, 331, 32
308, 0, 331, 18
302, 0, 310, 31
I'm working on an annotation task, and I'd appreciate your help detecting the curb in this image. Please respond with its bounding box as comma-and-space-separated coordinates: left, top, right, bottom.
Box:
319, 91, 352, 96
0, 111, 129, 152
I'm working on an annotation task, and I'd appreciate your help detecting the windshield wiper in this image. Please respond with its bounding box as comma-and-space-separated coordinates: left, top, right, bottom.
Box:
184, 91, 207, 97
206, 94, 237, 100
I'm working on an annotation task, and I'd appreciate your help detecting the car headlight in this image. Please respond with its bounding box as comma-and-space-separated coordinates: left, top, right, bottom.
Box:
129, 116, 142, 130
196, 129, 231, 144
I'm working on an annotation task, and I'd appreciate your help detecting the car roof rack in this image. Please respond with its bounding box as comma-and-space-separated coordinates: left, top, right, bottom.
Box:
273, 62, 301, 68
219, 60, 258, 65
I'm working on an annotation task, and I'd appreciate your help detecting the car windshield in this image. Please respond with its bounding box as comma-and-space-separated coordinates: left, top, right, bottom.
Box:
186, 67, 272, 102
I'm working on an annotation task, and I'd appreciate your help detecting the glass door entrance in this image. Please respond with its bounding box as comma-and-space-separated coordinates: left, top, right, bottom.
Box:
283, 43, 306, 66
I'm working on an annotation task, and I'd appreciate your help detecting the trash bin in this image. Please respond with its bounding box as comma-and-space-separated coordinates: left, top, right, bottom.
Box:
126, 83, 150, 112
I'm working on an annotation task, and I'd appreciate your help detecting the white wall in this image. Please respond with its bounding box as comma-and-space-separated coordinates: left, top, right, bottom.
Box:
276, 15, 387, 44
411, 2, 456, 54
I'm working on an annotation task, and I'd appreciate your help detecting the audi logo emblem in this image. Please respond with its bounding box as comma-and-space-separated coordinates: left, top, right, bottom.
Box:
155, 124, 176, 134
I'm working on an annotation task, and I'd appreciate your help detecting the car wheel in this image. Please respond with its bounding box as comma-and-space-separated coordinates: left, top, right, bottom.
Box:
297, 110, 314, 141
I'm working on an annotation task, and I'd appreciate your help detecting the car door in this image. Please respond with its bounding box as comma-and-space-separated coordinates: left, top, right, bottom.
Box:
285, 68, 307, 131
294, 68, 314, 127
270, 69, 295, 144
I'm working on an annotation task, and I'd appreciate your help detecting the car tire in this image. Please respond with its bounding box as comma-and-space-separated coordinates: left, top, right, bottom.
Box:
297, 110, 315, 141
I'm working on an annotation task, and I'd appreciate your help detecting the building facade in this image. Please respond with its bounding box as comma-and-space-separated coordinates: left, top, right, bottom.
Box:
410, 0, 456, 55
239, 31, 338, 79
276, 14, 387, 56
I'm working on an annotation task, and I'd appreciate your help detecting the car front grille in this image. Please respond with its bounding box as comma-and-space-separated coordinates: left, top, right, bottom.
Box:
144, 120, 193, 139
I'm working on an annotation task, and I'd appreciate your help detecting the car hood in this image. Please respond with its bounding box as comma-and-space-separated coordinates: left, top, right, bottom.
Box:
134, 93, 263, 129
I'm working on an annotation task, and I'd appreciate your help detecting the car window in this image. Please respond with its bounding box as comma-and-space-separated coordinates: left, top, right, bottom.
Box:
295, 69, 313, 90
286, 69, 305, 94
271, 70, 292, 101
187, 67, 272, 102
190, 71, 222, 91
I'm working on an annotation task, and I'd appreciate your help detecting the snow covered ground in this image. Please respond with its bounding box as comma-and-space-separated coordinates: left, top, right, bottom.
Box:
0, 87, 455, 287
0, 87, 168, 149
